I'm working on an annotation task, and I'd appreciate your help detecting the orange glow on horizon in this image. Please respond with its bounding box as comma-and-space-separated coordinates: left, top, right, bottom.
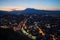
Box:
0, 7, 26, 11
0, 7, 60, 12
38, 8, 60, 10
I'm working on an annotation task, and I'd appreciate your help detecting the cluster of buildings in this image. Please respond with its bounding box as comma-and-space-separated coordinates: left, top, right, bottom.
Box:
0, 14, 60, 40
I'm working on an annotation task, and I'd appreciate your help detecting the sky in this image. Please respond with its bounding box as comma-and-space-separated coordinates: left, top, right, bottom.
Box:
0, 0, 60, 11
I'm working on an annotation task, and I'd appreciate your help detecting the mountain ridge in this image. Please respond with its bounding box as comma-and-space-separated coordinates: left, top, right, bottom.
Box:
0, 8, 60, 15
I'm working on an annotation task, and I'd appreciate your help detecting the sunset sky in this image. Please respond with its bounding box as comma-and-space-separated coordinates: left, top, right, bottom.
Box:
0, 0, 60, 11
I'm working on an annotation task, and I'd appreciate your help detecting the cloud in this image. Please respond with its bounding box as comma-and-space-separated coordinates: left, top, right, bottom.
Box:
41, 8, 60, 10
0, 7, 26, 11
0, 7, 60, 11
36, 7, 60, 10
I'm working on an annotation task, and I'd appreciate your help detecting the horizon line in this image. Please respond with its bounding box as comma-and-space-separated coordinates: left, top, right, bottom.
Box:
0, 7, 60, 12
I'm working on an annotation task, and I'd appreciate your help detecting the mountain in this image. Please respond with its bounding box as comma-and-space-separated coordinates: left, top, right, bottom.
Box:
0, 8, 60, 15
23, 8, 60, 14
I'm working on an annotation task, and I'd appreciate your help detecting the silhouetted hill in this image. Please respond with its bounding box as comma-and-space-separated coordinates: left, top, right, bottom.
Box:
24, 8, 60, 14
0, 8, 60, 15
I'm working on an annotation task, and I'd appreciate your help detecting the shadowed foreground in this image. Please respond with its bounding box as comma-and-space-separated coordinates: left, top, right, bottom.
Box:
0, 28, 32, 40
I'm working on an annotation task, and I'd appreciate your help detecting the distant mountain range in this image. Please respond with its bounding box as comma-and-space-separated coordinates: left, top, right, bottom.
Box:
0, 8, 60, 15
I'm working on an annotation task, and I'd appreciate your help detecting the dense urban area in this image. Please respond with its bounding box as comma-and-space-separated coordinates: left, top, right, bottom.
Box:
0, 8, 60, 40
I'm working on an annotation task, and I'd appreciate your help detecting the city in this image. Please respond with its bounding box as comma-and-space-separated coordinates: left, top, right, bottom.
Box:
0, 8, 60, 40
